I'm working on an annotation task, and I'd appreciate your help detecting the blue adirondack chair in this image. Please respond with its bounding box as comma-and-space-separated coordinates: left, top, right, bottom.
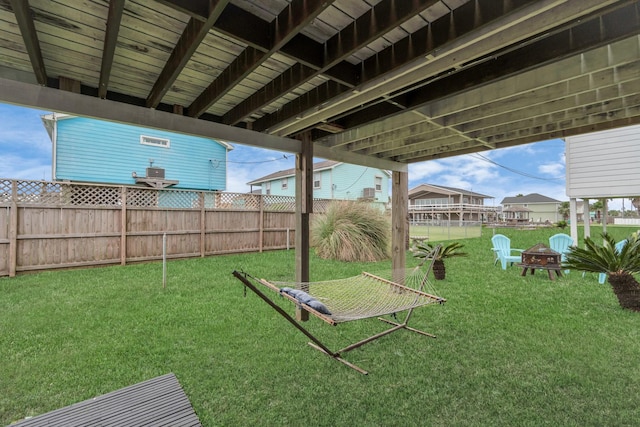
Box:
598, 239, 627, 284
549, 233, 574, 274
491, 234, 524, 270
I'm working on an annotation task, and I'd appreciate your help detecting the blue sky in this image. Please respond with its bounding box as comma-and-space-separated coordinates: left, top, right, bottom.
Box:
2, 103, 615, 209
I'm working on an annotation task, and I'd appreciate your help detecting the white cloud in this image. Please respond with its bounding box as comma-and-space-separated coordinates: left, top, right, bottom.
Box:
538, 162, 564, 178
408, 161, 447, 182
0, 153, 51, 180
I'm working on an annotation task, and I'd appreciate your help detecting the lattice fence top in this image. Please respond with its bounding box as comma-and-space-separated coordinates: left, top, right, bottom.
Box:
0, 178, 333, 211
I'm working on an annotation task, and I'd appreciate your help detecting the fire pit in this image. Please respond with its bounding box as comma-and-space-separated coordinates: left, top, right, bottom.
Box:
518, 243, 563, 280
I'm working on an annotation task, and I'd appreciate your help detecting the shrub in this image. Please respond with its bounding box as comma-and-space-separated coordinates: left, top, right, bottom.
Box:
312, 201, 390, 262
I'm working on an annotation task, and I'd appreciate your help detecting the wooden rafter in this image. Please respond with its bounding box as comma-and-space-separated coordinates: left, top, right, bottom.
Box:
251, 0, 539, 134
229, 0, 442, 127
98, 0, 125, 99
146, 0, 229, 108
188, 0, 334, 118
9, 0, 46, 85
330, 0, 640, 161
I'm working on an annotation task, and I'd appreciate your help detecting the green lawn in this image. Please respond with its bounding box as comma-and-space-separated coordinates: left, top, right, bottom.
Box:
410, 224, 482, 240
1, 226, 639, 426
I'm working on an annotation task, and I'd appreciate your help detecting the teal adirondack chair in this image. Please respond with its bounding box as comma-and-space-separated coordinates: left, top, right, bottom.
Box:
598, 239, 627, 284
549, 233, 574, 274
491, 234, 524, 270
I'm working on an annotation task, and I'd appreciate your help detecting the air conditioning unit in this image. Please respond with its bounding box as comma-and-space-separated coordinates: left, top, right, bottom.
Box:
146, 167, 165, 179
363, 187, 375, 198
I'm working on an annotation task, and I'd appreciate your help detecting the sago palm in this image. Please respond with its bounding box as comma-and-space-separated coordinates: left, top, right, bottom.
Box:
563, 232, 640, 311
411, 241, 467, 280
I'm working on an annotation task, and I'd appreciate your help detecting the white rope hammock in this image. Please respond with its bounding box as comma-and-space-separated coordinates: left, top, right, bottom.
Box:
264, 268, 444, 324
232, 246, 445, 374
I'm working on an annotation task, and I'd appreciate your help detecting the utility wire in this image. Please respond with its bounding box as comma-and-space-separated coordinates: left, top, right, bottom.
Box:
226, 154, 291, 164
470, 152, 562, 181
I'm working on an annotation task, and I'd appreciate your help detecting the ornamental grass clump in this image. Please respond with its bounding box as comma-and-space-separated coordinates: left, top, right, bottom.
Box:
312, 201, 390, 262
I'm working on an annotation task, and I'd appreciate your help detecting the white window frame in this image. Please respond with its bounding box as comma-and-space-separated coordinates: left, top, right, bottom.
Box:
140, 135, 170, 148
375, 176, 383, 191
265, 182, 271, 195
313, 173, 321, 189
281, 178, 288, 190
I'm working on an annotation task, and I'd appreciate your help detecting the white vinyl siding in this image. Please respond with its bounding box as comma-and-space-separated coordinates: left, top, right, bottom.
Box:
566, 124, 640, 198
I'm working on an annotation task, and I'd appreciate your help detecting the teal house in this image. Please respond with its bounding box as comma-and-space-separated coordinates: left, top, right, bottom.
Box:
248, 160, 390, 205
41, 114, 232, 190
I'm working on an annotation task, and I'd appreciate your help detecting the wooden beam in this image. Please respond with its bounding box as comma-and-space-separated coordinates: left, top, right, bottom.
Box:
98, 0, 125, 99
256, 0, 539, 135
154, 0, 210, 21
146, 1, 228, 108
402, 2, 640, 112
188, 47, 262, 117
231, 0, 439, 128
0, 78, 408, 171
191, 0, 334, 119
222, 62, 317, 125
391, 171, 408, 284
295, 133, 313, 322
9, 0, 47, 85
0, 77, 299, 152
261, 0, 623, 137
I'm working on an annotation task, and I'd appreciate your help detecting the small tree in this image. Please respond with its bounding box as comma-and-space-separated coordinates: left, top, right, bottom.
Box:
411, 241, 467, 280
564, 232, 640, 311
557, 201, 570, 221
312, 201, 390, 262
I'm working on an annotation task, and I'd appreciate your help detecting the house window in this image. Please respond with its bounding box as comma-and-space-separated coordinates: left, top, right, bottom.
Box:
313, 173, 321, 189
265, 182, 271, 195
282, 178, 288, 190
375, 176, 382, 191
140, 135, 170, 148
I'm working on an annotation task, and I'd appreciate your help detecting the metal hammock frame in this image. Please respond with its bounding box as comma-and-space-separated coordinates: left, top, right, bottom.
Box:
232, 246, 445, 375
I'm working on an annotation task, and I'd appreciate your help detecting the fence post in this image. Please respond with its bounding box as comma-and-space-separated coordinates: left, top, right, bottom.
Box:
120, 186, 127, 266
9, 180, 18, 277
259, 194, 264, 253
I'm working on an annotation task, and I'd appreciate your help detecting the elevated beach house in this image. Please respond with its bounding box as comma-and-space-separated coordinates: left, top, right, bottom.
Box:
248, 160, 390, 207
408, 184, 497, 224
42, 114, 233, 190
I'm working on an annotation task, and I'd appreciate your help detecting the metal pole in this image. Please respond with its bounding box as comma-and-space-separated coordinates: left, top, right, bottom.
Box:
162, 232, 167, 289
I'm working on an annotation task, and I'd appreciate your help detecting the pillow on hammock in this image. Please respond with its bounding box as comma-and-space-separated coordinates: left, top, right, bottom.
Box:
280, 288, 332, 315
306, 299, 332, 315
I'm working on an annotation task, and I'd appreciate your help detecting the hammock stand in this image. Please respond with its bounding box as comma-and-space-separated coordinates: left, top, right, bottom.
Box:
232, 246, 445, 375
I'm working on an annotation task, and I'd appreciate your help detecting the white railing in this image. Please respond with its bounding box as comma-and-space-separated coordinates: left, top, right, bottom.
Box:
409, 203, 501, 212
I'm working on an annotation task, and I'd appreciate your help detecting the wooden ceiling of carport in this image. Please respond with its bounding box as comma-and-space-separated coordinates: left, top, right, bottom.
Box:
0, 0, 639, 171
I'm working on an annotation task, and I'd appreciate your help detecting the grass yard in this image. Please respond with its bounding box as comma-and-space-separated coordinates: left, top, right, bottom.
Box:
410, 224, 482, 241
2, 226, 640, 426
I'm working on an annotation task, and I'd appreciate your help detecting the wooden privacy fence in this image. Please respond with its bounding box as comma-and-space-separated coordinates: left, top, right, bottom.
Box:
0, 179, 331, 277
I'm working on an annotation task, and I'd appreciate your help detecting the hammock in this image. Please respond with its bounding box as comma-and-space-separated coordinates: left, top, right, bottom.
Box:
260, 270, 444, 325
232, 246, 446, 374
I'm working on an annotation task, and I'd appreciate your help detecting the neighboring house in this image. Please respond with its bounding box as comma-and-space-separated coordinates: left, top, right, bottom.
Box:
502, 206, 533, 225
247, 160, 390, 205
41, 114, 233, 191
408, 184, 497, 223
500, 193, 562, 224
